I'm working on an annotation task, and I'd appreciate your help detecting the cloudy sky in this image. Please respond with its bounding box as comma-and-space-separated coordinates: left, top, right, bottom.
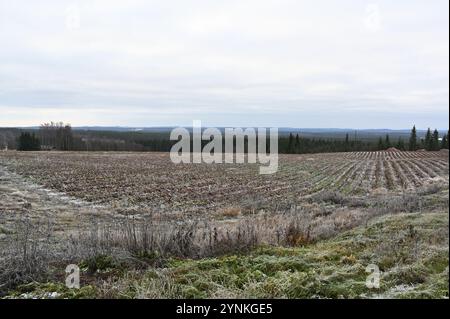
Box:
0, 0, 448, 128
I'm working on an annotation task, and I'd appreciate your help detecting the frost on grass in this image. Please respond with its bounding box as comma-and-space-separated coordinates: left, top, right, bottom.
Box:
0, 151, 448, 298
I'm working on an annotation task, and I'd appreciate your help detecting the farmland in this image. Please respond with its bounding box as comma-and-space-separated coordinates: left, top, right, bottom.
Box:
0, 151, 448, 215
0, 150, 448, 298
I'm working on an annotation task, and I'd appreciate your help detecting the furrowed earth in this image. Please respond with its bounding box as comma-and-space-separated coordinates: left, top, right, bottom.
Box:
0, 150, 448, 299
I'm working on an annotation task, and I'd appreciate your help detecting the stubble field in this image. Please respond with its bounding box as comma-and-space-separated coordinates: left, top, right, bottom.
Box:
0, 150, 448, 299
1, 150, 448, 215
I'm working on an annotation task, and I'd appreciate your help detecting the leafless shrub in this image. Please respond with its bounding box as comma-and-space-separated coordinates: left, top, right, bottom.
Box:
1, 175, 445, 296
370, 193, 423, 215
345, 197, 369, 208
285, 220, 311, 246
417, 182, 446, 196
75, 215, 265, 259
311, 191, 370, 211
220, 207, 242, 218
311, 191, 346, 205
0, 217, 55, 295
202, 220, 261, 256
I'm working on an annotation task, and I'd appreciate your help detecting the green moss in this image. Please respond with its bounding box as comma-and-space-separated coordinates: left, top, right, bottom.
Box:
134, 250, 161, 264
423, 253, 449, 274
80, 254, 120, 273
156, 212, 449, 299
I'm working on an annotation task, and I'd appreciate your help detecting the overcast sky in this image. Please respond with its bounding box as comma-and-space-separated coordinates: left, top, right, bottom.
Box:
0, 0, 448, 129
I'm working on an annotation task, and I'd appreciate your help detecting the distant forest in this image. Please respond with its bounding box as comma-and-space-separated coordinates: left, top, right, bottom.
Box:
0, 123, 448, 154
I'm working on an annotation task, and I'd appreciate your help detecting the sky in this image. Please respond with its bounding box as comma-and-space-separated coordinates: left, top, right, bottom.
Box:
0, 0, 448, 129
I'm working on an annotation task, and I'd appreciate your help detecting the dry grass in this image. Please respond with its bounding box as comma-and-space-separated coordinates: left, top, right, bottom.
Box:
0, 150, 448, 298
220, 207, 242, 218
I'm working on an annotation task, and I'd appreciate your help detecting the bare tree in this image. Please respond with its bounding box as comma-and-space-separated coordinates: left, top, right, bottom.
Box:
39, 122, 74, 151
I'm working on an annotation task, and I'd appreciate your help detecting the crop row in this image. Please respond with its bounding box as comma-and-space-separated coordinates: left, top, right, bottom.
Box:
0, 151, 448, 216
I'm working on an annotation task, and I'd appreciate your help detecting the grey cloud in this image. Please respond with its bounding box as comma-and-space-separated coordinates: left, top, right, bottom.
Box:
0, 0, 448, 128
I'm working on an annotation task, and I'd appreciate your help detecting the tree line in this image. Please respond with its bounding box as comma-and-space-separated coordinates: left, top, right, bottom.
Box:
12, 123, 450, 153
16, 122, 147, 151
279, 126, 448, 154
17, 132, 41, 151
407, 125, 449, 151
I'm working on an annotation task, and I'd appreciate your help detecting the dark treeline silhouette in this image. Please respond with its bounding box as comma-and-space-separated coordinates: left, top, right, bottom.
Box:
279, 125, 448, 154
3, 123, 449, 153
407, 125, 449, 151
17, 132, 40, 151
39, 123, 148, 151
0, 128, 18, 150
422, 128, 445, 151
279, 133, 377, 154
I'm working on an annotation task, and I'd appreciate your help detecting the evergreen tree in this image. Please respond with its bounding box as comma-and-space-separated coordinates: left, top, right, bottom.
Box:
441, 132, 449, 149
409, 125, 417, 151
396, 138, 405, 151
18, 132, 40, 151
424, 128, 432, 150
18, 133, 28, 151
432, 129, 440, 151
287, 133, 294, 153
344, 133, 350, 151
378, 137, 384, 150
385, 134, 391, 148
295, 134, 300, 153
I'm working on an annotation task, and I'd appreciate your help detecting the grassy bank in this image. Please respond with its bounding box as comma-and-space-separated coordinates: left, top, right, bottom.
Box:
6, 211, 448, 299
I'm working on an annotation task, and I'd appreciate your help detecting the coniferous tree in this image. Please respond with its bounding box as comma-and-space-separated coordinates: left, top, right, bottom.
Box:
424, 128, 432, 150
441, 132, 449, 149
18, 132, 40, 151
18, 133, 27, 151
432, 129, 440, 151
295, 134, 300, 153
396, 138, 405, 151
31, 133, 40, 150
385, 134, 391, 148
447, 130, 450, 149
344, 133, 350, 151
378, 137, 384, 150
287, 133, 294, 153
409, 125, 418, 151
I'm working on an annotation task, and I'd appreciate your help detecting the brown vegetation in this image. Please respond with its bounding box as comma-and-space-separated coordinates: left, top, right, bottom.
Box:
0, 150, 448, 297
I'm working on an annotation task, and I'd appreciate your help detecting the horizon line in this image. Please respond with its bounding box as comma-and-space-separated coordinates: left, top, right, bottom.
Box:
1, 125, 448, 131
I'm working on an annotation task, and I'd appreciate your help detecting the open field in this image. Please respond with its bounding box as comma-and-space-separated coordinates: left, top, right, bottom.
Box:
0, 150, 448, 298
0, 151, 448, 216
